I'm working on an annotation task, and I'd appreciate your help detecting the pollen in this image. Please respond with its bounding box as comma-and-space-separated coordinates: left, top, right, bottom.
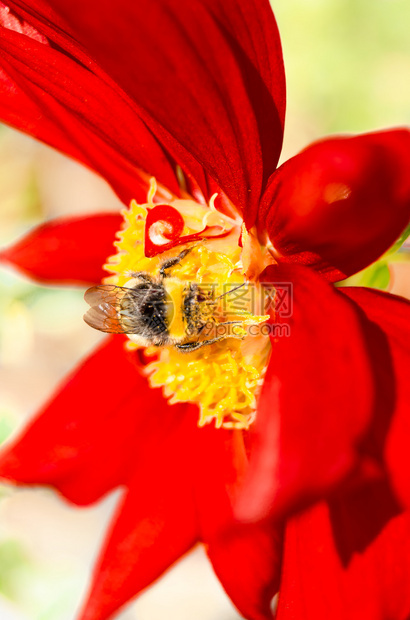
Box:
103, 180, 271, 429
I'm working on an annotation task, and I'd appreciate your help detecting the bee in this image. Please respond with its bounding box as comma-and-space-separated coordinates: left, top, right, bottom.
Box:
84, 248, 245, 352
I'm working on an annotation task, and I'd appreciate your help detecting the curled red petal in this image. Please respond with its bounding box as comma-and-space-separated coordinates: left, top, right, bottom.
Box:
260, 129, 410, 281
277, 500, 410, 620
341, 287, 410, 510
144, 231, 217, 258
143, 204, 231, 257
144, 204, 184, 257
236, 264, 375, 522
0, 213, 121, 285
19, 0, 285, 219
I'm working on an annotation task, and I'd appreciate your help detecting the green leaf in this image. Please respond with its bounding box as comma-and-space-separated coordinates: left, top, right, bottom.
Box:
338, 261, 391, 290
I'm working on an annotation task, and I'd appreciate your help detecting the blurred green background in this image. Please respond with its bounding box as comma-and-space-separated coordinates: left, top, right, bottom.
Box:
0, 1, 409, 619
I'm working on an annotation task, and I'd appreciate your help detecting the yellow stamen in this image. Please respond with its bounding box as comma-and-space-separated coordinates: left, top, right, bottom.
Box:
104, 181, 271, 428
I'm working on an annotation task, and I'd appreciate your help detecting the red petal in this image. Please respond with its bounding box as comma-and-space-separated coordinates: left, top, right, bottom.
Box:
195, 428, 281, 620
208, 520, 281, 620
237, 264, 375, 522
0, 336, 175, 504
328, 474, 401, 566
0, 13, 179, 200
277, 500, 410, 620
341, 287, 410, 509
144, 204, 184, 257
80, 422, 281, 620
14, 0, 286, 219
0, 213, 122, 285
0, 57, 155, 204
260, 130, 410, 281
1, 1, 104, 70
78, 453, 198, 620
0, 74, 155, 204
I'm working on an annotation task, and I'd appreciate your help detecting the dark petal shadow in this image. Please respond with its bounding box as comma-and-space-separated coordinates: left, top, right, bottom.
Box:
330, 302, 400, 565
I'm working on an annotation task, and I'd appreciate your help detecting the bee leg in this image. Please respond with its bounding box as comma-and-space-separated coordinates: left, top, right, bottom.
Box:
159, 247, 193, 277
175, 333, 244, 352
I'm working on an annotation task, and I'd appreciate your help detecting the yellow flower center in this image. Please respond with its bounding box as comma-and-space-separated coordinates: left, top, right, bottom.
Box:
103, 181, 272, 428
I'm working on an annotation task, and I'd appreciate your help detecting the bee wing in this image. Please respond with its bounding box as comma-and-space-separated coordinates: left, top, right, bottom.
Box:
83, 284, 137, 334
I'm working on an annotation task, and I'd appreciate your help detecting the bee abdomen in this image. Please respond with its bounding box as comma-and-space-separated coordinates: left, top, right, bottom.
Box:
121, 285, 168, 338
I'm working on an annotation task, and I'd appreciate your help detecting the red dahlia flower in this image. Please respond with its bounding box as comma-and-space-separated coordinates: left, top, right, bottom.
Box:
0, 1, 410, 619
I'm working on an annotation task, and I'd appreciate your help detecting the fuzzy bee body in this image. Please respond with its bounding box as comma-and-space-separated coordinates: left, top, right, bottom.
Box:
84, 277, 202, 346
84, 248, 245, 352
